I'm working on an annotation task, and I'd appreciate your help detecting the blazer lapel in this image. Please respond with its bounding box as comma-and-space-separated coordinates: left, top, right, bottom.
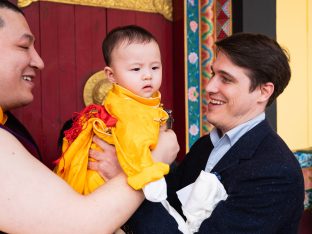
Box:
211, 120, 273, 174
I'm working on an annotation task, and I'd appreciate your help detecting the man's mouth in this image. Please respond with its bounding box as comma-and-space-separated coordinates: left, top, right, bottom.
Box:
22, 76, 33, 82
208, 98, 225, 105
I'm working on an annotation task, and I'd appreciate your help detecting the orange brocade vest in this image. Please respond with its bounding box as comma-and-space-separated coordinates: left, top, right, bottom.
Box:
54, 84, 169, 194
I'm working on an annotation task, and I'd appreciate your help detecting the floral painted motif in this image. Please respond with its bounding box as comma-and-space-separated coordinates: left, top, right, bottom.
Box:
189, 124, 199, 136
188, 52, 198, 64
188, 86, 199, 102
188, 0, 195, 6
190, 20, 198, 32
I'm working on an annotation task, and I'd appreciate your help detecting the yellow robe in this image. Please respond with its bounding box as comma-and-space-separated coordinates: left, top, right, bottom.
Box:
55, 84, 169, 194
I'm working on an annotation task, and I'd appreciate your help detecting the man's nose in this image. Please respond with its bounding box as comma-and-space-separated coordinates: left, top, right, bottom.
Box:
30, 48, 44, 70
205, 77, 218, 93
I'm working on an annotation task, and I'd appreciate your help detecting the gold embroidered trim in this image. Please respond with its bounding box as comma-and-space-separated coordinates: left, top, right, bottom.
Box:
18, 0, 172, 21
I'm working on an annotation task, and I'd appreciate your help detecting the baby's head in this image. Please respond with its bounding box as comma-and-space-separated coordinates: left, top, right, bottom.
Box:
102, 25, 162, 98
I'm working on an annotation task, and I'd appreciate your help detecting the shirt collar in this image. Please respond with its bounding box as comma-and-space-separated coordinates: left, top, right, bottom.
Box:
210, 112, 265, 147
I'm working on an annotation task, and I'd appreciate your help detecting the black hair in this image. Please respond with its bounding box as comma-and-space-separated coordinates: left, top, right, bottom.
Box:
102, 25, 157, 66
0, 0, 24, 27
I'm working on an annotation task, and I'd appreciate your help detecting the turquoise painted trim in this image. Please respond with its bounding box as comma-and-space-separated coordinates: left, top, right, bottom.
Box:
186, 0, 201, 149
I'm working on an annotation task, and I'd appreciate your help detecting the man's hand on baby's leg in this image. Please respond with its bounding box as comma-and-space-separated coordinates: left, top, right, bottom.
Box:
152, 129, 179, 165
88, 136, 122, 181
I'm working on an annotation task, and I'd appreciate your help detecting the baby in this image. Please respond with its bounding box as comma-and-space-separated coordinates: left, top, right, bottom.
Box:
55, 25, 170, 202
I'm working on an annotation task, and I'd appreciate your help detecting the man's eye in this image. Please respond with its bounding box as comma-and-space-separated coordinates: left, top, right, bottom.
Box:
131, 68, 140, 71
222, 77, 231, 83
19, 45, 29, 50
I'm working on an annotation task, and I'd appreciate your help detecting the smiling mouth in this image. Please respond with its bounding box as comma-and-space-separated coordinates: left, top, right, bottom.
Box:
22, 76, 33, 82
208, 99, 225, 105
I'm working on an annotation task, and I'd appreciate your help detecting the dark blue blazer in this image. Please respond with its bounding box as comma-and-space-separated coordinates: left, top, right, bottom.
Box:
127, 120, 304, 234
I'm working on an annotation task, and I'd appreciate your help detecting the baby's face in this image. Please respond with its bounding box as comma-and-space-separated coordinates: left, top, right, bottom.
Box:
109, 40, 162, 98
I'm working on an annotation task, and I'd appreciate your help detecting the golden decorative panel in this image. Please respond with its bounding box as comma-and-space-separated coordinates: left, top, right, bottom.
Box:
18, 0, 172, 21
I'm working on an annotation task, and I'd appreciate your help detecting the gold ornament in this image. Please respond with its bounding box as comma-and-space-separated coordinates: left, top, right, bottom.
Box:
83, 70, 112, 106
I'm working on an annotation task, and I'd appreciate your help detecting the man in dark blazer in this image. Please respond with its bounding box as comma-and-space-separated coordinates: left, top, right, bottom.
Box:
125, 33, 304, 233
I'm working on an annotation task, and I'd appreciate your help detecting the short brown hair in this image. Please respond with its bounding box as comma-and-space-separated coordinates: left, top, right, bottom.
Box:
215, 33, 291, 106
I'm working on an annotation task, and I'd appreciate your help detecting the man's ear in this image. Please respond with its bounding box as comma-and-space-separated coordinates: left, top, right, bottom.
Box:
259, 82, 274, 103
104, 66, 115, 83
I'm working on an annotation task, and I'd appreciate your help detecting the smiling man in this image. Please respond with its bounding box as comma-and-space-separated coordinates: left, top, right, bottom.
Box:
126, 33, 305, 234
0, 1, 44, 160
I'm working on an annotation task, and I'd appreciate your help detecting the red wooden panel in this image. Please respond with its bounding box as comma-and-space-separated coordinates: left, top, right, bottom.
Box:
75, 5, 107, 112
39, 2, 67, 168
107, 9, 136, 31
299, 210, 312, 234
172, 0, 186, 160
57, 5, 77, 125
